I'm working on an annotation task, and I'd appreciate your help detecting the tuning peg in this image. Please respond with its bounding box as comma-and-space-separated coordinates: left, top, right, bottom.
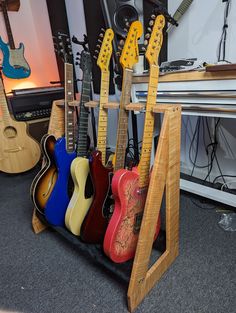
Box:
99, 33, 104, 38
118, 46, 122, 51
141, 47, 146, 52
149, 20, 154, 27
123, 28, 128, 33
101, 28, 106, 33
125, 21, 130, 28
147, 27, 152, 33
75, 62, 80, 66
116, 51, 121, 57
93, 55, 98, 60
76, 52, 81, 56
151, 14, 156, 20
96, 44, 101, 49
119, 39, 125, 46
98, 39, 103, 44
94, 50, 99, 55
144, 40, 149, 46
145, 33, 151, 39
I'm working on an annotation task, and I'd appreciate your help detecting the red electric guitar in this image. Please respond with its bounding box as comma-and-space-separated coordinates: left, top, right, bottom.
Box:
103, 15, 165, 263
80, 28, 114, 243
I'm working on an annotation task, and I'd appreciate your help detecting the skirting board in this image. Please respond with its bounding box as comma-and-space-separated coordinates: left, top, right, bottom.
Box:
180, 178, 236, 207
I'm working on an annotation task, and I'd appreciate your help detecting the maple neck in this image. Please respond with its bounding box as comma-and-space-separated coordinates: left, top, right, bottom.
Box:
76, 71, 92, 157
97, 70, 109, 166
0, 76, 11, 123
114, 68, 133, 172
1, 1, 15, 49
64, 63, 75, 153
139, 65, 159, 188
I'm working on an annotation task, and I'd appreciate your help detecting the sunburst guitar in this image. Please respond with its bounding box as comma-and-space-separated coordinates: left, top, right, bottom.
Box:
0, 73, 40, 173
103, 15, 165, 263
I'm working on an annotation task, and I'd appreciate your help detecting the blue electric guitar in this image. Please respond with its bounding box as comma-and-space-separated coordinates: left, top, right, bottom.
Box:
0, 0, 31, 79
44, 34, 77, 226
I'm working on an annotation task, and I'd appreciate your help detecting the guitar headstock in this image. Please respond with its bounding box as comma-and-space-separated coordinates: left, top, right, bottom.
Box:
95, 28, 114, 72
79, 50, 92, 75
53, 31, 73, 63
145, 15, 165, 66
119, 21, 143, 69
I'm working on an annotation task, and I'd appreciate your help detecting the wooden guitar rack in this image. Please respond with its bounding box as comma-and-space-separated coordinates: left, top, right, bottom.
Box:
32, 100, 181, 312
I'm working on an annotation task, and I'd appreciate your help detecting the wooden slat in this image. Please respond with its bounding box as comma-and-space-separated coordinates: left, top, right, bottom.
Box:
103, 102, 119, 109
84, 101, 99, 108
132, 70, 236, 84
126, 103, 145, 111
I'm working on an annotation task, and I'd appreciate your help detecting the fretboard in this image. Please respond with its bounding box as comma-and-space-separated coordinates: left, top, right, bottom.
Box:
76, 72, 92, 157
139, 65, 159, 188
0, 77, 11, 124
97, 70, 109, 166
1, 1, 15, 49
64, 63, 75, 153
114, 68, 133, 172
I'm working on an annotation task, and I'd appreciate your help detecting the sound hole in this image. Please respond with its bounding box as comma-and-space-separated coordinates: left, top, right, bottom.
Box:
4, 126, 17, 138
114, 5, 139, 35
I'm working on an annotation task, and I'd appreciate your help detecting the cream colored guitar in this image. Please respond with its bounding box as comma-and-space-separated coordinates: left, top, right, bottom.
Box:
0, 74, 40, 173
65, 49, 93, 236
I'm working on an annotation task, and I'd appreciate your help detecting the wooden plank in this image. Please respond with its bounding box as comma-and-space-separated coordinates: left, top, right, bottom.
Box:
127, 105, 181, 312
126, 103, 145, 111
103, 102, 119, 109
132, 70, 236, 84
84, 101, 99, 108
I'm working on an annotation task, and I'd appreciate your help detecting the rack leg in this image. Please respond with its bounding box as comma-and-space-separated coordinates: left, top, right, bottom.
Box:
127, 106, 181, 312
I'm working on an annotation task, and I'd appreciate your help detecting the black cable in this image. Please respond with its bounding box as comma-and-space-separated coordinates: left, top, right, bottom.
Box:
217, 0, 232, 62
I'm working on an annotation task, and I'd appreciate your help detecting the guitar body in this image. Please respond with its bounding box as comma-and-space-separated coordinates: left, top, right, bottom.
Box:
44, 137, 76, 226
80, 150, 113, 243
0, 118, 40, 173
103, 167, 161, 263
0, 37, 31, 79
65, 156, 94, 236
30, 135, 58, 214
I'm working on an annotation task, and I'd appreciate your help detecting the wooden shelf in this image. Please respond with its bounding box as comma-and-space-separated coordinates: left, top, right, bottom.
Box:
132, 70, 236, 84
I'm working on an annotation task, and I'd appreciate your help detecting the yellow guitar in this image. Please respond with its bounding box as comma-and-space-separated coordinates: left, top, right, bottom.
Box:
0, 72, 40, 173
65, 49, 93, 236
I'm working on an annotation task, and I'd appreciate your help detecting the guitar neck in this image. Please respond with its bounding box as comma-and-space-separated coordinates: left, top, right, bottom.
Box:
0, 77, 11, 123
97, 70, 109, 166
64, 63, 75, 153
1, 1, 15, 49
114, 68, 133, 172
76, 71, 91, 157
139, 65, 159, 188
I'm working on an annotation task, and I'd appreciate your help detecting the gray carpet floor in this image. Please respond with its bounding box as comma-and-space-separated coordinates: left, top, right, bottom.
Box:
0, 169, 235, 313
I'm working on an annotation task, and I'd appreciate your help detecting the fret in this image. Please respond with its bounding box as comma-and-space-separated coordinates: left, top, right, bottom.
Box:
139, 65, 160, 188
97, 70, 110, 165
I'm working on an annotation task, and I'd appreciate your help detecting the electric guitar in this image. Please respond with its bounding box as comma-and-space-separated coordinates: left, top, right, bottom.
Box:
30, 33, 72, 215
0, 0, 31, 79
101, 21, 143, 226
103, 15, 165, 263
80, 28, 114, 243
65, 50, 93, 236
44, 61, 76, 226
0, 71, 40, 173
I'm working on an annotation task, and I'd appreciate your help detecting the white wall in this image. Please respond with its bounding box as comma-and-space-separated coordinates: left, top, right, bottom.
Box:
168, 0, 236, 63
168, 0, 236, 185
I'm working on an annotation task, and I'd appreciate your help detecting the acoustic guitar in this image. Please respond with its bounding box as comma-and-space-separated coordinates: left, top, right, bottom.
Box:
0, 0, 31, 79
65, 49, 94, 236
103, 15, 165, 263
80, 28, 114, 243
0, 72, 40, 173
